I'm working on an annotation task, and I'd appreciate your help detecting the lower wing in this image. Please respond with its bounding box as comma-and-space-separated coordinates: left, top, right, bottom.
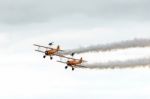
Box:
57, 61, 66, 64
35, 50, 45, 53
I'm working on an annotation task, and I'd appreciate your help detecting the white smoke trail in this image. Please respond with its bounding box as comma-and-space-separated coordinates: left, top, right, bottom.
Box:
61, 38, 150, 55
84, 57, 150, 69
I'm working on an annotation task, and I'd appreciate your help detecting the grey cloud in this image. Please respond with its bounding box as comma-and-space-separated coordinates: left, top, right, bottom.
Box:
0, 0, 150, 24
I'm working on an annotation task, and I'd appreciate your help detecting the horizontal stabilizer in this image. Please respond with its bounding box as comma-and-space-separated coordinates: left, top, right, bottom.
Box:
76, 65, 88, 68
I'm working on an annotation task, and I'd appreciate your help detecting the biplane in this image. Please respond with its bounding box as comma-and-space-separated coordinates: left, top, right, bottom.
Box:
34, 42, 87, 71
57, 57, 87, 71
33, 42, 64, 60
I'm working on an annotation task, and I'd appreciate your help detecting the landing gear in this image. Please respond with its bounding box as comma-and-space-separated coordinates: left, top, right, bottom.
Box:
72, 68, 74, 71
43, 55, 46, 58
65, 66, 68, 69
50, 56, 53, 60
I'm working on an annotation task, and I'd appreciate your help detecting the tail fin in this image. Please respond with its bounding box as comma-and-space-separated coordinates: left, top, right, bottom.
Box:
57, 45, 60, 50
79, 57, 83, 63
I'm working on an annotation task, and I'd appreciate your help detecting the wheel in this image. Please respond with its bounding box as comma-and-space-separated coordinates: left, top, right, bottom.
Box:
65, 66, 68, 69
72, 68, 74, 71
50, 57, 53, 60
43, 55, 46, 58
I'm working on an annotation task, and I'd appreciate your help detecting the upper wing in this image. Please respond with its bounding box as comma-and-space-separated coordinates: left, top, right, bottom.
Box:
54, 54, 80, 60
62, 56, 87, 62
34, 44, 64, 52
33, 44, 53, 49
58, 55, 87, 62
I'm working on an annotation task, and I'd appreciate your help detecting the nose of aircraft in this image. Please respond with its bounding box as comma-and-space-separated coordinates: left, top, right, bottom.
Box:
67, 61, 69, 64
45, 51, 48, 55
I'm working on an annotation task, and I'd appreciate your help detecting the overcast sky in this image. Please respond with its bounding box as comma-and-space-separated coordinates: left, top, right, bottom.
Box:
1, 0, 150, 99
0, 0, 150, 24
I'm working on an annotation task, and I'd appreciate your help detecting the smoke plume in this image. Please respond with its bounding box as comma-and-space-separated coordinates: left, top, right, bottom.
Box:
61, 38, 150, 55
84, 57, 150, 69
